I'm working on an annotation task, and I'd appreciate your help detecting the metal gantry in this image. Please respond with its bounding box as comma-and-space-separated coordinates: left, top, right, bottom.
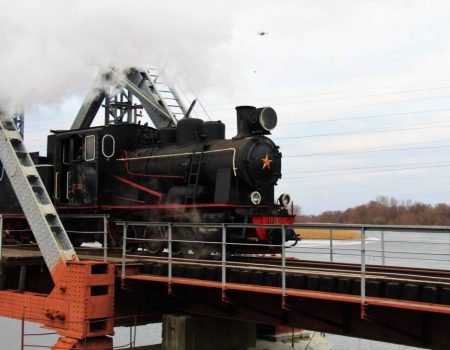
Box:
0, 110, 77, 275
71, 67, 187, 130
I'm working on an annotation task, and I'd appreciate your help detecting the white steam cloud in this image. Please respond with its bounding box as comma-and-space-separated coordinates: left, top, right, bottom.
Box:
0, 0, 236, 108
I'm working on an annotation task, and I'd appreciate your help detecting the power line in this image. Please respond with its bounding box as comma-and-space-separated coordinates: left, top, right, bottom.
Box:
278, 121, 450, 140
283, 163, 450, 180
284, 137, 450, 156
287, 160, 450, 175
278, 94, 450, 115
285, 144, 450, 158
207, 84, 450, 110
206, 78, 450, 107
224, 107, 450, 133
281, 107, 450, 126
215, 94, 450, 119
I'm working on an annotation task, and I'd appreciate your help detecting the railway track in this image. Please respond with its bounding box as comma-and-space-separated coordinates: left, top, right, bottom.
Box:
4, 244, 450, 305
6, 244, 450, 283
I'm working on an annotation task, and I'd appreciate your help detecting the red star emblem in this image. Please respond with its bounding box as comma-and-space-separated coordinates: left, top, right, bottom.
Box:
261, 154, 273, 170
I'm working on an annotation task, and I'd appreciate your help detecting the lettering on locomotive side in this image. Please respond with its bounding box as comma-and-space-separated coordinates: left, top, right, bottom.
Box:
268, 217, 280, 224
72, 183, 84, 191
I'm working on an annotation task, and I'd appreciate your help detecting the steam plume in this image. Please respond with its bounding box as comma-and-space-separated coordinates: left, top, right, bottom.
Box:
0, 0, 235, 108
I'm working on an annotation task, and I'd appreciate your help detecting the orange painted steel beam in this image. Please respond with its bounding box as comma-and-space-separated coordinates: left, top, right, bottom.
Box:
121, 273, 450, 349
125, 274, 450, 315
0, 261, 115, 341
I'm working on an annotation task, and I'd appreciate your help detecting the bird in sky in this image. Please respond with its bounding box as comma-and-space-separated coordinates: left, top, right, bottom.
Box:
257, 31, 268, 36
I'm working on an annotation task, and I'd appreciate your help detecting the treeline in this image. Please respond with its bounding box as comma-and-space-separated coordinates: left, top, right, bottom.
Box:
299, 196, 450, 225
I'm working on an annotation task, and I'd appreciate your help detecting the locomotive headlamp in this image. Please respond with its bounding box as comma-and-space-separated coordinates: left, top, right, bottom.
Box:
250, 191, 262, 205
278, 193, 291, 207
258, 107, 277, 131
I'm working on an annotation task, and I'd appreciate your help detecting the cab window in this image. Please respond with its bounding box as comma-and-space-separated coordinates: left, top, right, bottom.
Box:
62, 136, 83, 163
85, 135, 96, 161
102, 135, 115, 158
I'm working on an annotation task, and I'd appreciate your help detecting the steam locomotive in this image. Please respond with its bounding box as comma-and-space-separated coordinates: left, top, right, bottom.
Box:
0, 106, 296, 255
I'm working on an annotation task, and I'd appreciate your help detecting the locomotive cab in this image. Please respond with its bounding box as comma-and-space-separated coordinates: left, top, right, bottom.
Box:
48, 124, 159, 207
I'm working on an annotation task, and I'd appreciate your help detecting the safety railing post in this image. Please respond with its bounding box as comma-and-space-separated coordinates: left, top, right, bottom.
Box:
281, 224, 286, 299
448, 231, 450, 259
168, 223, 172, 280
103, 216, 108, 263
381, 230, 385, 266
222, 224, 226, 291
21, 314, 25, 350
360, 227, 366, 318
329, 229, 333, 262
122, 223, 127, 279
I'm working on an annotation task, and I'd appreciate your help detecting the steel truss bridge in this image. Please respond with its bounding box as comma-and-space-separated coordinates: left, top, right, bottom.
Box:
1, 215, 450, 349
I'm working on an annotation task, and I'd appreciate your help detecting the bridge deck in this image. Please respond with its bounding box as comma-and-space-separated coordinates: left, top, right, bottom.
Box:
2, 243, 450, 349
0, 246, 135, 264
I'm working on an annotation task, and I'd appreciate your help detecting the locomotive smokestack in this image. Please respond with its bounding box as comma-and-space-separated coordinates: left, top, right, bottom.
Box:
235, 105, 256, 138
235, 105, 278, 139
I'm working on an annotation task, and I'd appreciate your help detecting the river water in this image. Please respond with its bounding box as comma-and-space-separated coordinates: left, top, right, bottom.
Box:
1, 230, 448, 349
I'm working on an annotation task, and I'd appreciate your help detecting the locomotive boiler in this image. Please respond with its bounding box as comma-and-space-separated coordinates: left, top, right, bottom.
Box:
0, 105, 296, 255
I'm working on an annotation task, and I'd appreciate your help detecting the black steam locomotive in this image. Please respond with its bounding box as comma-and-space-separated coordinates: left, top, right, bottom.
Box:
0, 106, 296, 254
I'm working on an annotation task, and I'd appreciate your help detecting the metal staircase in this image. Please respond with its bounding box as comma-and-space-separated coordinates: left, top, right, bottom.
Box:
0, 110, 77, 274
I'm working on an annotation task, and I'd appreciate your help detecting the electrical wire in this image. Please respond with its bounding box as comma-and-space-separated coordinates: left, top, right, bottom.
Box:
285, 144, 450, 158
283, 162, 450, 180
287, 160, 450, 174
277, 121, 450, 140
206, 77, 450, 107
197, 98, 212, 121
207, 84, 450, 111
281, 106, 450, 126
214, 94, 450, 118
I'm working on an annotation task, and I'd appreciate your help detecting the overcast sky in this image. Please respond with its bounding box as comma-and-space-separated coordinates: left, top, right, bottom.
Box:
3, 0, 450, 214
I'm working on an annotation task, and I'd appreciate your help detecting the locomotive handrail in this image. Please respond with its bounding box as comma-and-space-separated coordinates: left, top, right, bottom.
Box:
117, 147, 239, 176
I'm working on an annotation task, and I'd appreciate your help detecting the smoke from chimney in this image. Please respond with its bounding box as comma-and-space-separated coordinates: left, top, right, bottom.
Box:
0, 0, 236, 109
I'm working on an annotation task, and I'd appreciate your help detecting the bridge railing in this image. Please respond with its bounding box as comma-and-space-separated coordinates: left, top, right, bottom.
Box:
0, 214, 110, 262
292, 224, 450, 269
59, 214, 110, 262
117, 221, 450, 314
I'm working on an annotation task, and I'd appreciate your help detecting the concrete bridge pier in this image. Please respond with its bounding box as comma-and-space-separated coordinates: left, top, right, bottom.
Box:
160, 315, 332, 350
161, 314, 256, 350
